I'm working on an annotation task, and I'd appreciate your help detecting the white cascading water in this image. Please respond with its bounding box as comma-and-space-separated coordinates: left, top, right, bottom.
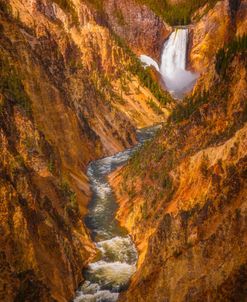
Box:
160, 28, 198, 98
140, 55, 160, 72
140, 28, 198, 99
73, 126, 160, 302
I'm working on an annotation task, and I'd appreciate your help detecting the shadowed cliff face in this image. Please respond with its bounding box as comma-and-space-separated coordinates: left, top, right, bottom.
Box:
103, 0, 172, 60
110, 1, 247, 301
0, 0, 171, 301
7, 0, 168, 154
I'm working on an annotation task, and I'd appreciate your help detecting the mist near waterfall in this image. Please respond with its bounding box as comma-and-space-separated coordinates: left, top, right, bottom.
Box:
140, 28, 198, 99
140, 55, 160, 72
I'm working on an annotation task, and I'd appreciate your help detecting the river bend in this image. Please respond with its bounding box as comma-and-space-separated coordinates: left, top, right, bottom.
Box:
74, 126, 160, 302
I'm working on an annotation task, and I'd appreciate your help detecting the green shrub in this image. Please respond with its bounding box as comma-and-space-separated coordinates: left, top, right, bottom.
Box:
0, 53, 32, 116
111, 32, 173, 106
169, 90, 209, 123
141, 201, 148, 219
60, 180, 74, 200
216, 34, 247, 76
0, 1, 12, 15
129, 61, 172, 106
136, 0, 218, 25
147, 98, 163, 115
48, 157, 55, 174
114, 9, 125, 26
60, 179, 79, 214
162, 174, 172, 190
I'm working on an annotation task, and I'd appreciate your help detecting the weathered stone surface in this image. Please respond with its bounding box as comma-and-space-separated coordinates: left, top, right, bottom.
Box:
0, 0, 168, 300
110, 2, 247, 299
104, 0, 172, 60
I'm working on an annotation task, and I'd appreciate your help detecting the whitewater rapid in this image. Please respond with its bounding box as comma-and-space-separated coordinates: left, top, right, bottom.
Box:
73, 126, 160, 302
140, 28, 198, 99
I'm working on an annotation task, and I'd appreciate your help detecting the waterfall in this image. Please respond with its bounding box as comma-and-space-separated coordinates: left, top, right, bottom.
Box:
160, 28, 198, 98
160, 29, 188, 74
140, 28, 198, 99
140, 55, 160, 72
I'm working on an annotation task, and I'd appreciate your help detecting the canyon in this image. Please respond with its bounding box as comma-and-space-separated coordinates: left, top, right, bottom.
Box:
0, 0, 246, 302
110, 1, 247, 302
0, 0, 170, 300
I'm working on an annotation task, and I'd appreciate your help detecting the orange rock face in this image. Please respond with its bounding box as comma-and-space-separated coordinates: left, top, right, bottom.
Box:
1, 0, 246, 301
111, 57, 247, 302
189, 1, 230, 73
0, 0, 170, 301
110, 2, 247, 300
189, 0, 244, 73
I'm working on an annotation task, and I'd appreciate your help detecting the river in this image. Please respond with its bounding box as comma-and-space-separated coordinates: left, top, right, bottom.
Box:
73, 125, 160, 302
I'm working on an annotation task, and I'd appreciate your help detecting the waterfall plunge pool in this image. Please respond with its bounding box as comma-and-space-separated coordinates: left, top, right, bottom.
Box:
140, 28, 199, 99
73, 126, 161, 302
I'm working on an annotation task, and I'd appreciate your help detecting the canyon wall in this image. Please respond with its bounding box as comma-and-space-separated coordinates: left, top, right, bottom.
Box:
1, 0, 246, 301
110, 1, 247, 301
103, 0, 172, 60
0, 0, 171, 301
189, 0, 243, 72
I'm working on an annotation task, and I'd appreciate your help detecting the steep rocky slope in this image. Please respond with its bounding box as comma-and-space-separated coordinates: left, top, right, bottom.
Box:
0, 0, 172, 301
82, 0, 172, 60
103, 0, 172, 60
1, 0, 246, 301
110, 1, 247, 301
189, 0, 243, 73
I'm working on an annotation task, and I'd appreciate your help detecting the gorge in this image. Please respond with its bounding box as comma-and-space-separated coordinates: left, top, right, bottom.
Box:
0, 0, 246, 302
74, 25, 199, 302
74, 126, 159, 302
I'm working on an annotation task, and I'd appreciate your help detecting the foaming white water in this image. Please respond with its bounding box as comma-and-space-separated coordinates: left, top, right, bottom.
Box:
160, 29, 198, 98
79, 236, 137, 295
74, 126, 160, 302
74, 281, 118, 302
140, 55, 160, 72
161, 29, 188, 72
91, 181, 111, 200
74, 291, 118, 302
139, 29, 198, 99
86, 261, 136, 290
97, 236, 137, 263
